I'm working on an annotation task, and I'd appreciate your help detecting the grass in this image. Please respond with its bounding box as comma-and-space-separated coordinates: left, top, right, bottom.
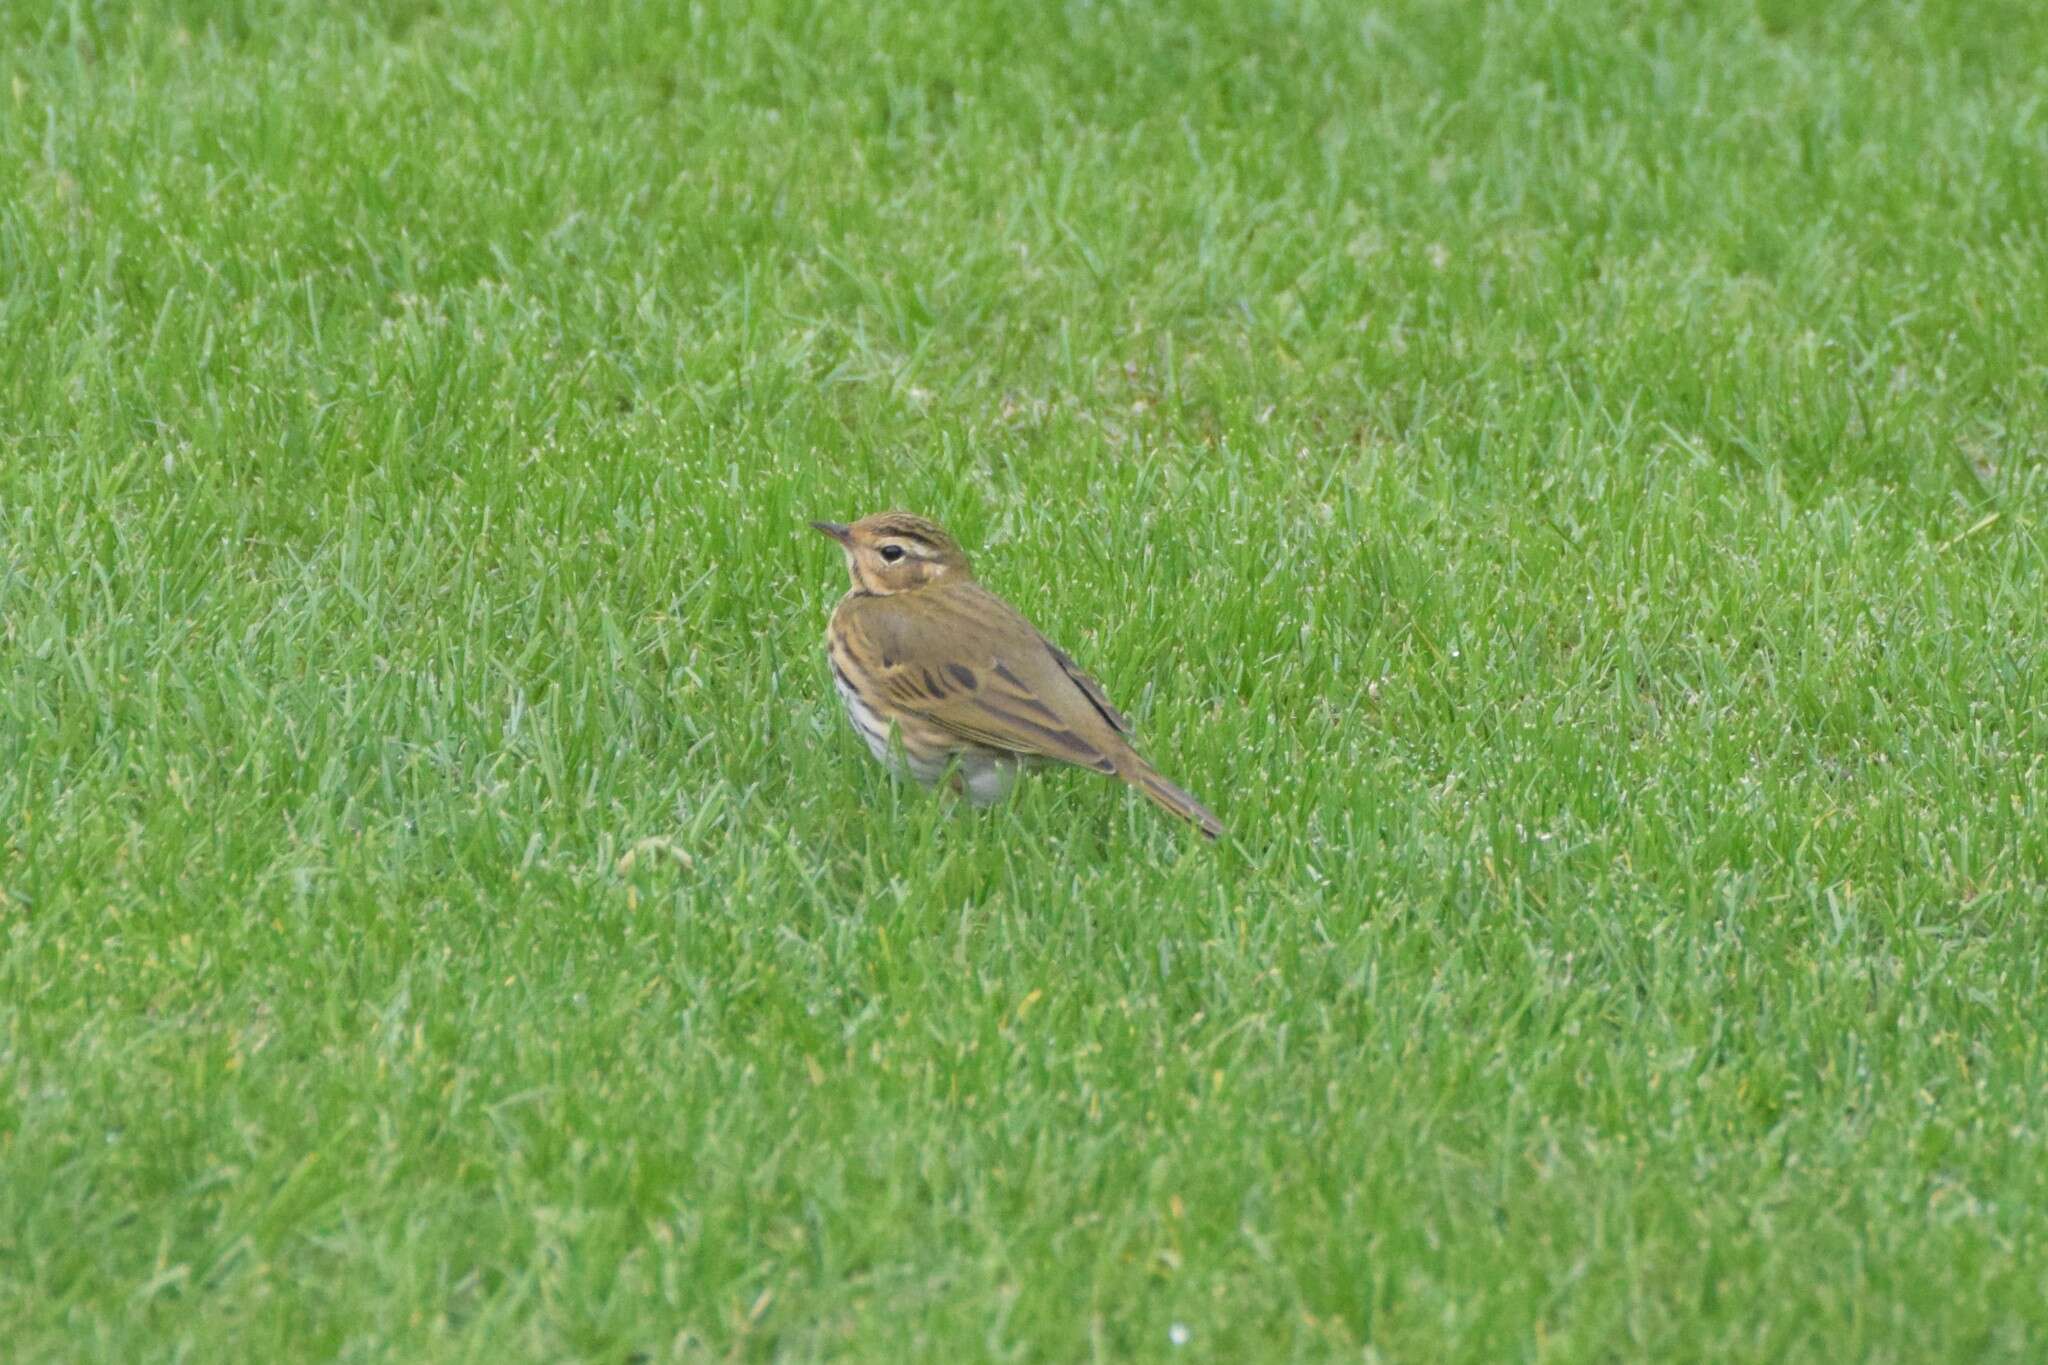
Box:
3, 0, 2046, 1358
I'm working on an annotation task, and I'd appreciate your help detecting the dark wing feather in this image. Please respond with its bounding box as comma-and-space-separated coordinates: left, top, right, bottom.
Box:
1046, 642, 1133, 736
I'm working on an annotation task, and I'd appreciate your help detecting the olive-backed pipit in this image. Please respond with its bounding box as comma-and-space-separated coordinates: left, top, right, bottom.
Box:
813, 513, 1224, 840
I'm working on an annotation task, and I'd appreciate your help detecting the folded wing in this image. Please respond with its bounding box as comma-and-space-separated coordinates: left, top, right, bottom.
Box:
842, 589, 1131, 775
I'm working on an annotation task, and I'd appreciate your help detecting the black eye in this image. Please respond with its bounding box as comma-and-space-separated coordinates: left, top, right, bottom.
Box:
879, 545, 906, 563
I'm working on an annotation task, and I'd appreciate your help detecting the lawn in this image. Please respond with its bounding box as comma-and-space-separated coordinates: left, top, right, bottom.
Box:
3, 0, 2046, 1359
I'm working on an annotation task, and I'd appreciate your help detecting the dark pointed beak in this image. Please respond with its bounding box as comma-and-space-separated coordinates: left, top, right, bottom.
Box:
810, 521, 851, 543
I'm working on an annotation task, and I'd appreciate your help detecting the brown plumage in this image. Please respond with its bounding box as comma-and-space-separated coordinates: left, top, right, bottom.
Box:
812, 513, 1225, 840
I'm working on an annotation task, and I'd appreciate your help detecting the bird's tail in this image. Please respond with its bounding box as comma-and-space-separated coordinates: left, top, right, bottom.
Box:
1125, 760, 1226, 841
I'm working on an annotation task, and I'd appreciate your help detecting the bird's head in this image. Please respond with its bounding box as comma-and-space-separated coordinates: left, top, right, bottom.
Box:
811, 512, 974, 595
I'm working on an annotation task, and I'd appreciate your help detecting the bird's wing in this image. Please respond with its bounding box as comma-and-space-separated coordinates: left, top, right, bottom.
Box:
841, 588, 1129, 775
1046, 642, 1133, 736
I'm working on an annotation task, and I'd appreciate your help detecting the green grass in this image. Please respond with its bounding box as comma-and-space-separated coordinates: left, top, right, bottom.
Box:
4, 0, 2047, 1358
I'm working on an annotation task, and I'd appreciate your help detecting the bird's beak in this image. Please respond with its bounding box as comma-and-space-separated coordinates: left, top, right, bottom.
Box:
810, 521, 851, 543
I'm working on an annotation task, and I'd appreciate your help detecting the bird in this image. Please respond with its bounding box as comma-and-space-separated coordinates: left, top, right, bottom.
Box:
812, 512, 1225, 840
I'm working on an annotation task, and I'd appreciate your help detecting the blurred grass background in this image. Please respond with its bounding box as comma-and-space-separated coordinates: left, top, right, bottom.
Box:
3, 0, 2046, 1359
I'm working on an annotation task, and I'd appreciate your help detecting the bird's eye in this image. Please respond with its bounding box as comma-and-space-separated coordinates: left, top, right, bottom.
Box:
879, 545, 906, 563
